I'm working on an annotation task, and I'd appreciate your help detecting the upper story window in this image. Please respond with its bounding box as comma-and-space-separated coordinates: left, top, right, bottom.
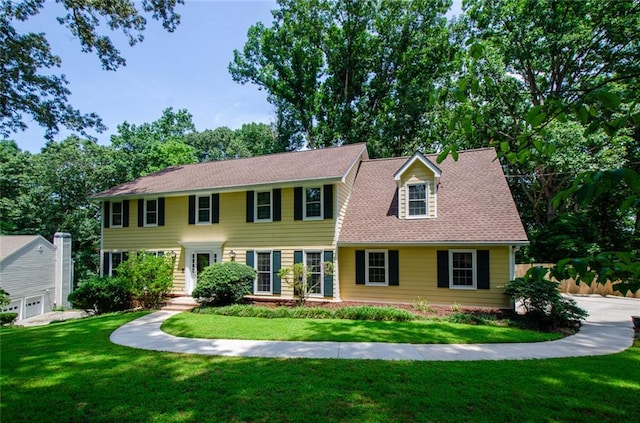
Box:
145, 199, 158, 226
197, 195, 211, 224
407, 183, 428, 218
450, 250, 476, 289
111, 201, 123, 227
305, 187, 322, 219
256, 191, 272, 221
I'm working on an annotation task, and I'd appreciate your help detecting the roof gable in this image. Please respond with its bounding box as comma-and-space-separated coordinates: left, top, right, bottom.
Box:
0, 235, 54, 263
93, 143, 368, 199
393, 151, 441, 181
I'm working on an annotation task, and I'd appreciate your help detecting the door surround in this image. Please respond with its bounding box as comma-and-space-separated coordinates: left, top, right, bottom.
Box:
179, 241, 224, 295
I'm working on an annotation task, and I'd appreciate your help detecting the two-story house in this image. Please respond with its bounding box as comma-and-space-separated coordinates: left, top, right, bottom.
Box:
92, 143, 528, 307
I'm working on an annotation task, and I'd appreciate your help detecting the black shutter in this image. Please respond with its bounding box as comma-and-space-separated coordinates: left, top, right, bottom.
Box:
246, 251, 254, 294
323, 184, 333, 219
324, 250, 334, 297
389, 250, 399, 286
272, 250, 281, 294
158, 197, 165, 226
437, 250, 449, 288
103, 252, 110, 276
212, 194, 220, 223
246, 191, 254, 222
188, 195, 196, 225
138, 199, 144, 227
122, 200, 129, 227
477, 250, 490, 289
273, 189, 281, 222
103, 201, 110, 228
294, 187, 303, 220
293, 251, 303, 296
355, 250, 365, 284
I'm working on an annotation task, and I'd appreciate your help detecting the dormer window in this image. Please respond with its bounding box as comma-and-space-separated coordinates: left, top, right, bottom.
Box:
407, 183, 428, 217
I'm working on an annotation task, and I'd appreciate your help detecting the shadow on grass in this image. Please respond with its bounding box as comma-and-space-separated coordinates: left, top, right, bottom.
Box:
1, 314, 639, 422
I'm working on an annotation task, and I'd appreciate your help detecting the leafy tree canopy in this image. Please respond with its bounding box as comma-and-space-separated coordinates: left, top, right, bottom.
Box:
0, 0, 183, 140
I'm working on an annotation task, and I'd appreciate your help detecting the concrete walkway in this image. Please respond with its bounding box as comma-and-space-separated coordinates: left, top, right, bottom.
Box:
110, 296, 639, 361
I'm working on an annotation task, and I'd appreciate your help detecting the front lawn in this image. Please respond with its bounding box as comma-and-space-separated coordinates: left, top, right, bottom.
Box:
161, 312, 562, 344
1, 313, 639, 422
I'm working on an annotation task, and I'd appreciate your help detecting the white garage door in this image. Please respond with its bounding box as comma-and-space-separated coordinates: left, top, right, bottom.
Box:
2, 299, 22, 320
24, 296, 43, 319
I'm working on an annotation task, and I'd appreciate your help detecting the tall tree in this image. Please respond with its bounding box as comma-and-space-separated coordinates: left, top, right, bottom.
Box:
230, 0, 456, 156
0, 0, 183, 139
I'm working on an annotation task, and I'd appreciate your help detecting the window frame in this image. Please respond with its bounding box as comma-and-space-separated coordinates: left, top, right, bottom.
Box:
303, 187, 323, 220
109, 252, 124, 276
110, 201, 123, 228
406, 182, 429, 219
144, 198, 158, 227
254, 190, 273, 222
304, 250, 324, 297
196, 195, 211, 225
254, 251, 273, 294
365, 249, 389, 286
449, 249, 477, 290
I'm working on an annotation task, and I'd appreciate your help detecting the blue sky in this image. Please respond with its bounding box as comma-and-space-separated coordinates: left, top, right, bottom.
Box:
14, 0, 278, 153
12, 0, 462, 154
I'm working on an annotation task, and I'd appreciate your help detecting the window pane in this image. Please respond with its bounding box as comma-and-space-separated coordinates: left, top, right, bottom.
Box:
369, 268, 386, 283
452, 252, 474, 286
306, 203, 321, 217
408, 185, 427, 216
409, 184, 426, 200
305, 188, 321, 218
306, 188, 320, 202
409, 201, 426, 216
198, 196, 210, 209
257, 253, 271, 272
257, 274, 271, 292
257, 191, 270, 206
256, 252, 271, 292
146, 200, 157, 224
112, 202, 122, 226
257, 206, 270, 220
369, 252, 385, 267
198, 209, 210, 222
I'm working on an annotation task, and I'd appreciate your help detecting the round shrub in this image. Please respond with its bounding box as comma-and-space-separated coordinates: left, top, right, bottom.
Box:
192, 261, 257, 305
0, 312, 18, 325
68, 276, 132, 314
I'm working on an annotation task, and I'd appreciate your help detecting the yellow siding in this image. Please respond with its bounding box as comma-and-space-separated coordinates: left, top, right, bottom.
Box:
103, 189, 337, 295
338, 246, 511, 308
399, 162, 436, 219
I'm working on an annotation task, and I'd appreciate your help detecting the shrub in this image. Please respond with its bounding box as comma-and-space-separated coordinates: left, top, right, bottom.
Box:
413, 297, 435, 313
116, 251, 174, 309
192, 261, 257, 305
68, 276, 132, 314
505, 266, 588, 331
0, 312, 18, 325
0, 288, 10, 308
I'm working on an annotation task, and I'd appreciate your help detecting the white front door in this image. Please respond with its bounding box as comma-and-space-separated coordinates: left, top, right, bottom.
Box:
185, 249, 219, 295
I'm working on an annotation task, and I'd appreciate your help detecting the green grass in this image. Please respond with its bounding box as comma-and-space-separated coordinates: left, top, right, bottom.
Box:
162, 313, 562, 344
2, 313, 639, 422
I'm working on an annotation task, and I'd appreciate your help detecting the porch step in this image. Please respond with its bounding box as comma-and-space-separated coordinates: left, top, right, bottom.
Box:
161, 296, 199, 312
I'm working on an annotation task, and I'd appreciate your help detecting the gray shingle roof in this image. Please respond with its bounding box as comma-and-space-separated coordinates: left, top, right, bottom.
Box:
93, 143, 368, 199
338, 148, 528, 244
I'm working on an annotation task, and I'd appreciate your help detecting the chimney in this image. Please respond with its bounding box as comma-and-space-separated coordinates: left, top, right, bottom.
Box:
54, 233, 72, 308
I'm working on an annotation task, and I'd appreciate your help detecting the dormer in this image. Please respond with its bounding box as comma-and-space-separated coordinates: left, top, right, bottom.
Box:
393, 152, 441, 219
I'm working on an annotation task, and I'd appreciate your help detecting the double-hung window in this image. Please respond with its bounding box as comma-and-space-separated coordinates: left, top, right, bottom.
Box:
450, 250, 476, 289
304, 187, 322, 219
407, 183, 428, 218
197, 195, 211, 224
110, 252, 124, 276
366, 250, 388, 285
111, 201, 123, 227
256, 252, 272, 293
145, 199, 158, 226
256, 191, 272, 221
305, 251, 323, 295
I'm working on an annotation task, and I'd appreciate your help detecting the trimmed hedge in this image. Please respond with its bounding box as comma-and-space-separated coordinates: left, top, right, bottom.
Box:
0, 312, 18, 325
192, 262, 257, 305
68, 276, 132, 314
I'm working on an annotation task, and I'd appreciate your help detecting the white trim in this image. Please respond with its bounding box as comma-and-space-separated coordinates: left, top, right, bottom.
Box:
303, 186, 324, 220
254, 189, 273, 222
433, 180, 438, 218
393, 151, 442, 181
405, 182, 429, 219
337, 241, 529, 247
449, 249, 477, 290
144, 198, 158, 227
254, 250, 273, 294
365, 249, 389, 286
304, 250, 324, 297
195, 194, 212, 225
110, 200, 123, 228
108, 251, 125, 276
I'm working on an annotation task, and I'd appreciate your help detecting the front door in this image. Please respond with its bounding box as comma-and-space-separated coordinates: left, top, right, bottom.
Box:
186, 250, 218, 294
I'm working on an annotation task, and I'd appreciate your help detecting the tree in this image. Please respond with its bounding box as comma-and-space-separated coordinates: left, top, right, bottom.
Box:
1, 0, 183, 140
0, 140, 35, 233
278, 261, 334, 306
230, 0, 456, 156
183, 127, 250, 162
110, 107, 197, 180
